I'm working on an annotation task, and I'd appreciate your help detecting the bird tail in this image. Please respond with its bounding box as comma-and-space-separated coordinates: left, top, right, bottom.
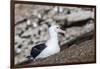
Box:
26, 55, 33, 60
25, 55, 35, 63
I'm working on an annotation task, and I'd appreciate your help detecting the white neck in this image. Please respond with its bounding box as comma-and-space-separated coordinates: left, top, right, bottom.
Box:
46, 28, 59, 47
49, 30, 58, 42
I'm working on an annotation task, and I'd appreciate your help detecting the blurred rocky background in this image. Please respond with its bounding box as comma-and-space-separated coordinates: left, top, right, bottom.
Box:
14, 4, 96, 66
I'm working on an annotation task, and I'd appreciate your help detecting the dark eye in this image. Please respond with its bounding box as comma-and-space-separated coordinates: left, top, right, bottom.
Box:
57, 27, 59, 28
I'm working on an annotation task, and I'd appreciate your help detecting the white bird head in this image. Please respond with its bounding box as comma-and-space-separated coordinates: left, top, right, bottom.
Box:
49, 25, 66, 34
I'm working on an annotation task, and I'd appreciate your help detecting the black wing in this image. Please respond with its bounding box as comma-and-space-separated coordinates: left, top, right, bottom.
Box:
30, 43, 47, 59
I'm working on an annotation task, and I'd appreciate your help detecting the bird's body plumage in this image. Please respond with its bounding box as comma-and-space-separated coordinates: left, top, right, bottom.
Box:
29, 25, 65, 60
30, 43, 47, 59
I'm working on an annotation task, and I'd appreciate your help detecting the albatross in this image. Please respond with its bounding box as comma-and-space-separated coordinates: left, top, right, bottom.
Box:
27, 24, 65, 60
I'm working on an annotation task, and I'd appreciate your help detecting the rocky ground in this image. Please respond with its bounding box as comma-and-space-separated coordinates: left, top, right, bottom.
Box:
16, 38, 95, 68
14, 3, 96, 67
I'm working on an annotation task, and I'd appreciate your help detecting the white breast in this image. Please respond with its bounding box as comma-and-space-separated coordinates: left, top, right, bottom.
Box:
35, 25, 60, 59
